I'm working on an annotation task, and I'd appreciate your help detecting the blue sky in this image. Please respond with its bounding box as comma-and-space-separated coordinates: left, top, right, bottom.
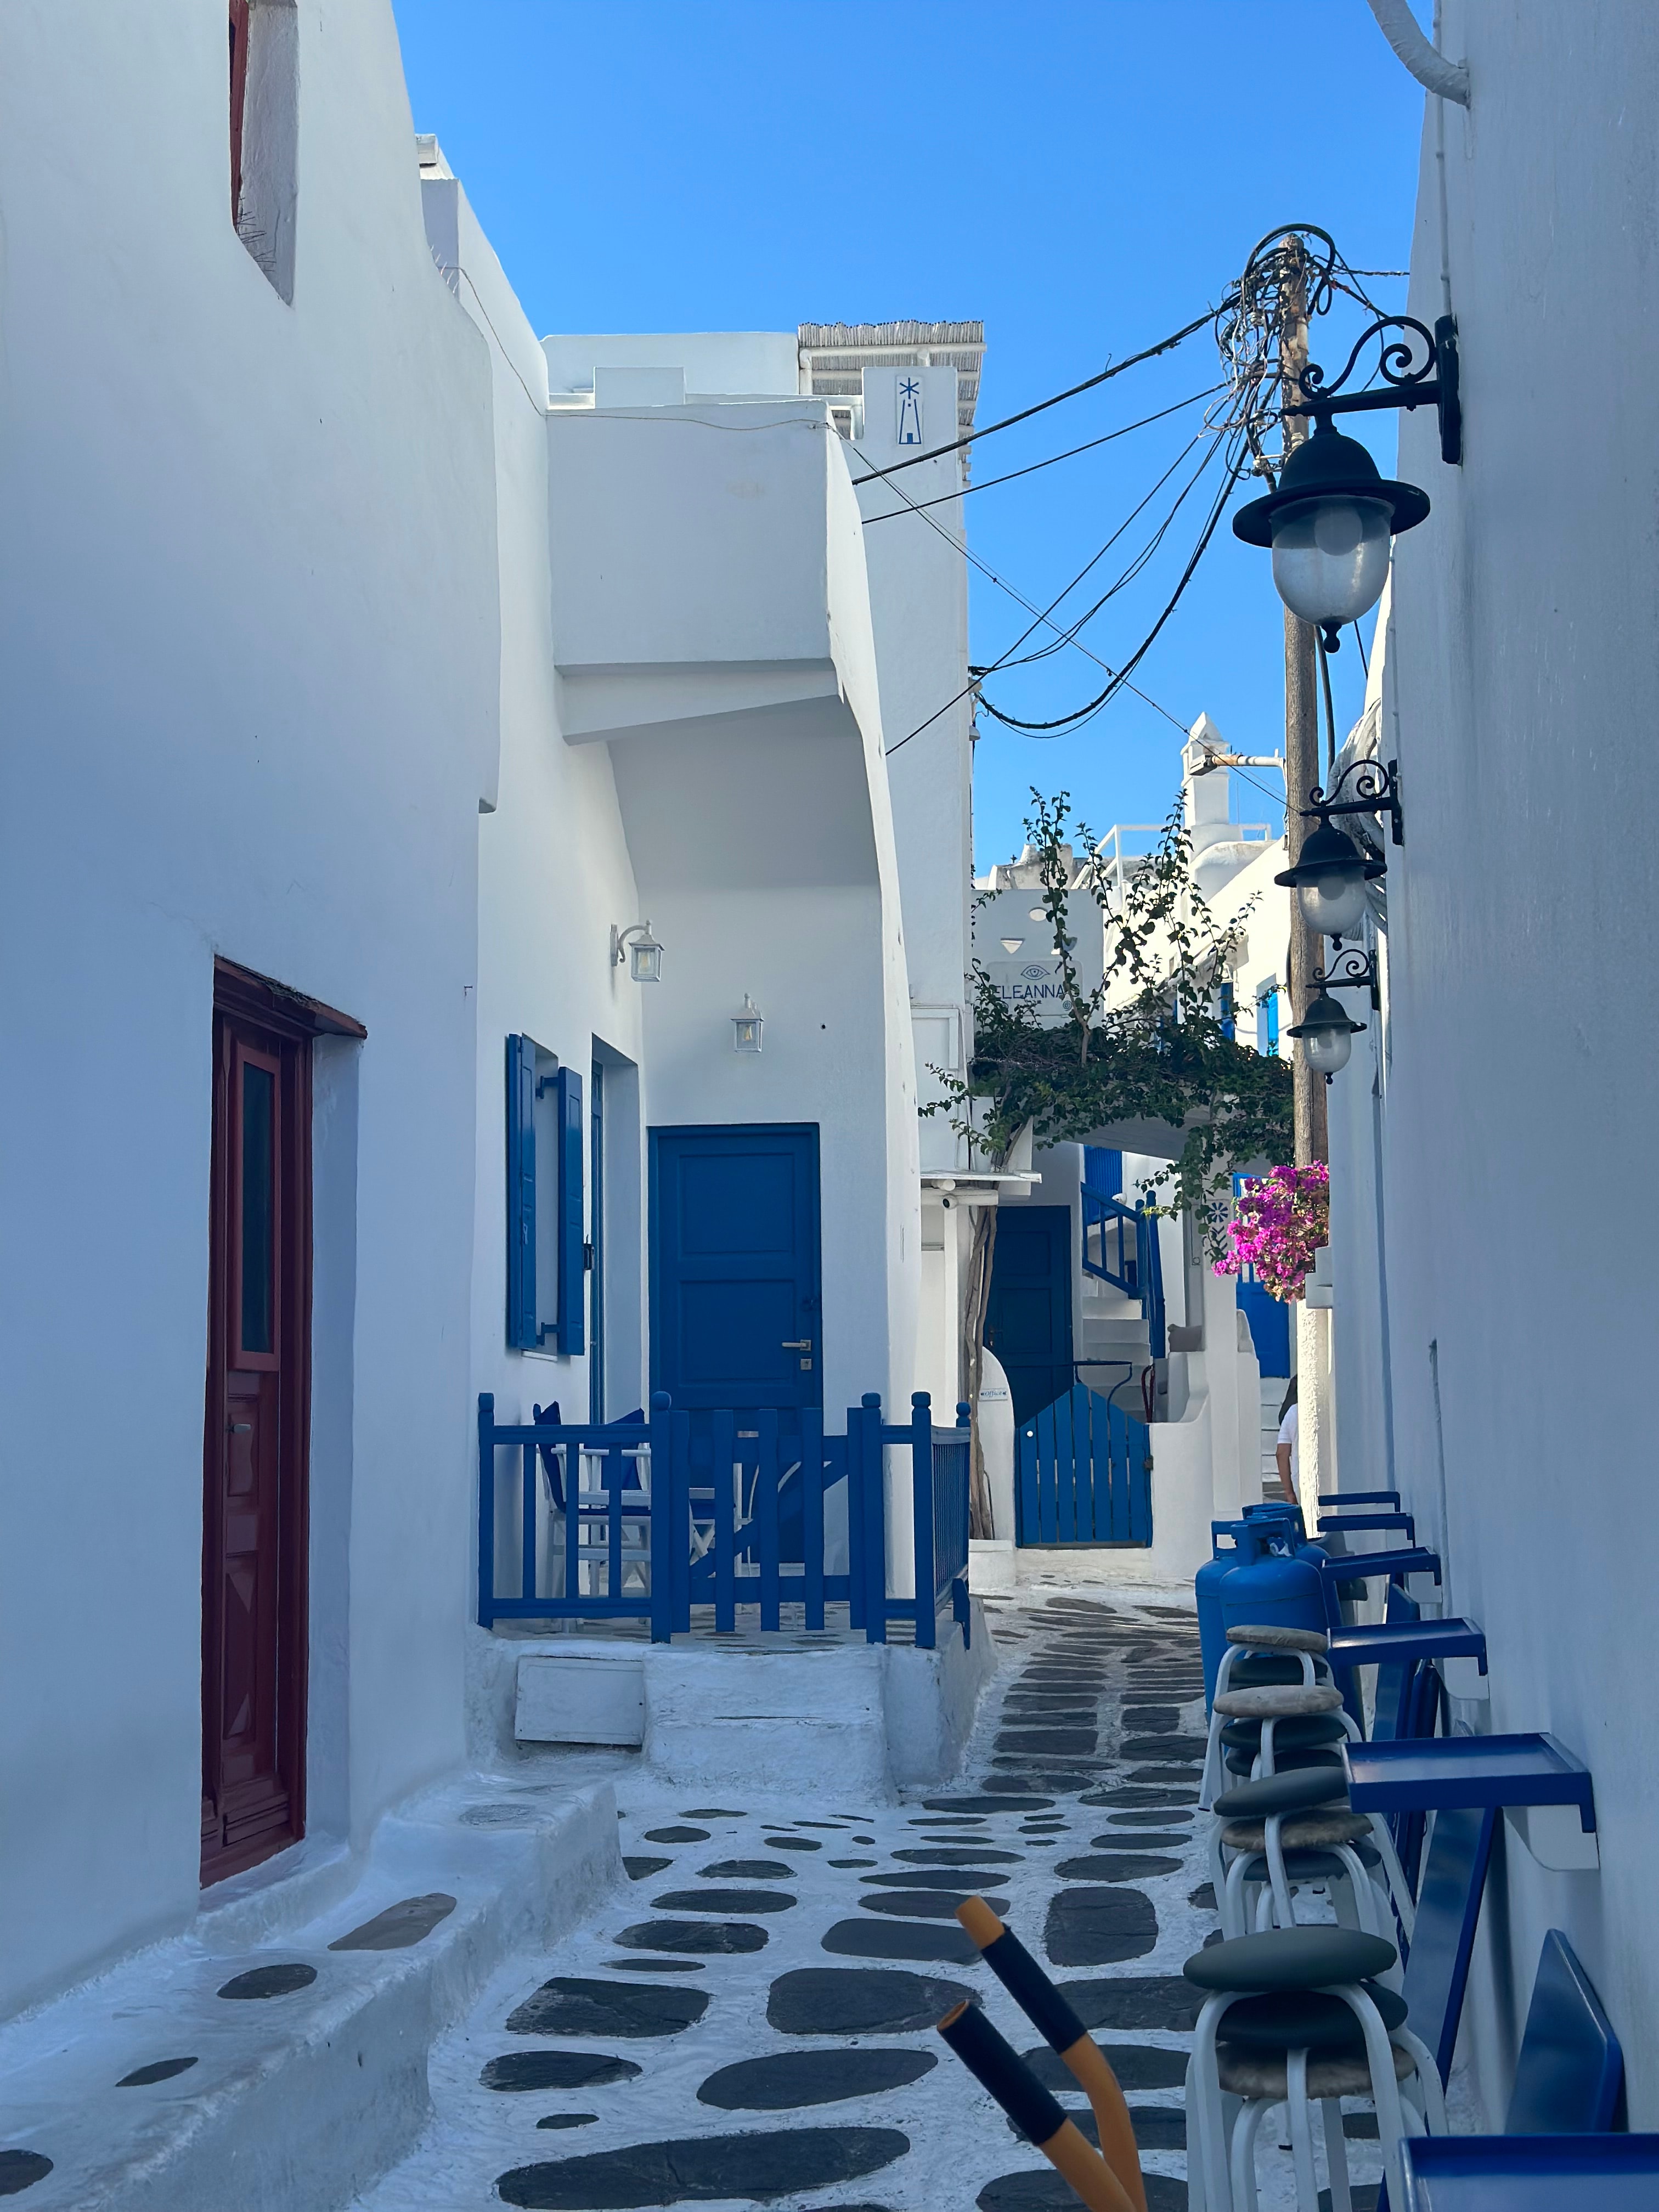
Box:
391, 1, 1427, 865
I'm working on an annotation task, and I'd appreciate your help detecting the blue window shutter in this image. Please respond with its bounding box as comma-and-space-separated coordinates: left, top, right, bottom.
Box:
556, 1065, 585, 1356
505, 1035, 538, 1349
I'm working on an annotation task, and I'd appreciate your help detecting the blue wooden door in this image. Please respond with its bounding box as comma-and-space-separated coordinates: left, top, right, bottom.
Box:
985, 1205, 1074, 1426
650, 1125, 821, 1412
1016, 1383, 1153, 1547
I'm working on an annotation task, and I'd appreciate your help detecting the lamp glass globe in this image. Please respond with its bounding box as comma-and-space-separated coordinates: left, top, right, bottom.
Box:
1297, 867, 1368, 941
1304, 1022, 1353, 1076
1270, 496, 1392, 627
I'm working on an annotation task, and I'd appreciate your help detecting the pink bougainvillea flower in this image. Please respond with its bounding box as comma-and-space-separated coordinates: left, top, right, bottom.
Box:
1213, 1161, 1329, 1302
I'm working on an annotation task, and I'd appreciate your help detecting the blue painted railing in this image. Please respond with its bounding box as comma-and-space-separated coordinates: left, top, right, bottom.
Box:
1080, 1184, 1167, 1361
477, 1389, 970, 1648
1017, 1381, 1153, 1546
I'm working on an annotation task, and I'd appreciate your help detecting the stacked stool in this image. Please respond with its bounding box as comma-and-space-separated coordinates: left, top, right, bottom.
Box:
1186, 1629, 1440, 2208
1202, 1626, 1413, 1936
1184, 1925, 1444, 2212
1201, 1624, 1355, 1804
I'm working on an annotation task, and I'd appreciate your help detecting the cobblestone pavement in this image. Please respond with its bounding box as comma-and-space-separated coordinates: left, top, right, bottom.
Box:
353, 1588, 1367, 2212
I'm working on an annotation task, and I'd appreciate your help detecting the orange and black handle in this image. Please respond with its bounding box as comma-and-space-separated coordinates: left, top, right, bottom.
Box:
956, 1898, 1147, 2212
936, 2000, 1135, 2212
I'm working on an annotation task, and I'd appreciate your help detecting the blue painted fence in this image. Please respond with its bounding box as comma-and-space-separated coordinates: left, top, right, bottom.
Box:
478, 1389, 970, 1648
1016, 1381, 1153, 1546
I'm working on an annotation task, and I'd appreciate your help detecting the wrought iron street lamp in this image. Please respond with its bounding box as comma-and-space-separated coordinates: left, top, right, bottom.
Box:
1232, 310, 1461, 650
1286, 989, 1367, 1080
1275, 819, 1383, 940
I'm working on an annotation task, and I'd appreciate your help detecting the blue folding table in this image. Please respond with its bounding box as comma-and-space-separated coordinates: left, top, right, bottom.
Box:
1401, 2135, 1659, 2210
1344, 1732, 1599, 1871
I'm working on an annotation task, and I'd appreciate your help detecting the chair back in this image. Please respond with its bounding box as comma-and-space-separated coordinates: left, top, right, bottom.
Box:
1506, 1929, 1623, 2134
1401, 1803, 1498, 2082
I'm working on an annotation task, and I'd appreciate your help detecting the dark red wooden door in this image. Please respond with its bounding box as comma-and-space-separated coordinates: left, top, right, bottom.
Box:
201, 994, 311, 1884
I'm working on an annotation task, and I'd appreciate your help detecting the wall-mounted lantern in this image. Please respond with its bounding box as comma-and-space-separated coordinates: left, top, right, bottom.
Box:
1286, 989, 1367, 1080
611, 922, 663, 984
732, 994, 764, 1053
1274, 820, 1384, 940
1232, 306, 1460, 651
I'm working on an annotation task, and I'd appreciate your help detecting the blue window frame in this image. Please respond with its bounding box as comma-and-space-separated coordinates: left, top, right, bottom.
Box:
505, 1035, 585, 1355
1256, 985, 1280, 1057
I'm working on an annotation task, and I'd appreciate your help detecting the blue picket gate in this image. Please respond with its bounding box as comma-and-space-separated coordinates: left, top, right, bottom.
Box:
477, 1388, 970, 1646
1016, 1381, 1153, 1546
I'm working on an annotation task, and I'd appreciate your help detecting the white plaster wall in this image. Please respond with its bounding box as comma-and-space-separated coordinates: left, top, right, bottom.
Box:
851, 368, 974, 1015
636, 883, 893, 1419
432, 177, 649, 1465
0, 2, 496, 2015
1331, 1, 1659, 2121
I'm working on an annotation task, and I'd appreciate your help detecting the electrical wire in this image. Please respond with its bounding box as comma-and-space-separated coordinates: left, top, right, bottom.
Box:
849, 307, 1224, 487
886, 417, 1232, 758
975, 427, 1253, 737
860, 384, 1225, 524
879, 425, 1212, 753
986, 426, 1226, 676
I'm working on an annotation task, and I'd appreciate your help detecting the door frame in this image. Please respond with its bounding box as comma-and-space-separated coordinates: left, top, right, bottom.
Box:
200, 960, 362, 1887
647, 1122, 822, 1412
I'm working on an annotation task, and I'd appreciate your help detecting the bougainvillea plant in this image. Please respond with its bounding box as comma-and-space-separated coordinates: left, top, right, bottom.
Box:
1215, 1161, 1329, 1302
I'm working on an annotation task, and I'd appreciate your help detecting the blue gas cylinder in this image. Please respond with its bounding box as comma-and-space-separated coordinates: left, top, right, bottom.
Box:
1198, 1521, 1254, 1707
1245, 1499, 1307, 1545
1218, 1523, 1328, 1648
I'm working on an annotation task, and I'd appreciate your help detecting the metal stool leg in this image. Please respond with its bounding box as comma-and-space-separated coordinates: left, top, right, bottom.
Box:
1285, 2049, 1321, 2212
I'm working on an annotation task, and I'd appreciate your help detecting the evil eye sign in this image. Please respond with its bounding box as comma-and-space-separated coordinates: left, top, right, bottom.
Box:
984, 957, 1071, 1022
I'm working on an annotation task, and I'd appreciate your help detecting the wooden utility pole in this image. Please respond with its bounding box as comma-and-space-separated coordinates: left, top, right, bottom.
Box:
1279, 247, 1328, 1167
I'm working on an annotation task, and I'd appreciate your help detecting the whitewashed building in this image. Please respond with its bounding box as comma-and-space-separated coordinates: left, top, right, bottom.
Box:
0, 9, 987, 2184
963, 729, 1292, 1584
1321, 0, 1659, 2131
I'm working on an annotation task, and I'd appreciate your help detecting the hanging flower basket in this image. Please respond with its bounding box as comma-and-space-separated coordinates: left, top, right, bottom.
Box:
1214, 1162, 1329, 1302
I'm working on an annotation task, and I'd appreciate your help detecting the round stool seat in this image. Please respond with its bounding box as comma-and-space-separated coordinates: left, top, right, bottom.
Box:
1184, 1926, 1397, 1994
1209, 1980, 1408, 2054
1224, 1745, 1346, 1778
1226, 1653, 1331, 1690
1216, 1768, 1350, 1819
1227, 1623, 1329, 1654
1214, 1683, 1343, 1720
1221, 1809, 1373, 1854
1234, 1841, 1381, 1883
1221, 1713, 1346, 1750
1217, 2036, 1415, 2099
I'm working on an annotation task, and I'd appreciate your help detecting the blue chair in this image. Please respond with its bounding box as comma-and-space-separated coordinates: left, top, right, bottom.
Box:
1396, 1930, 1626, 2210
1505, 1929, 1623, 2132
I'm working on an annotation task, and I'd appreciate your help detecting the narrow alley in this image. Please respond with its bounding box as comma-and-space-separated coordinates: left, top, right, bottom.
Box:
351, 1594, 1354, 2212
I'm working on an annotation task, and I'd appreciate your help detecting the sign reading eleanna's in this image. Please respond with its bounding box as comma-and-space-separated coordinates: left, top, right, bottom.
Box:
983, 958, 1073, 1021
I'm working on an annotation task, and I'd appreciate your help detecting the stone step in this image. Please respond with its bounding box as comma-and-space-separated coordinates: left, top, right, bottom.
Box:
0, 1777, 621, 2212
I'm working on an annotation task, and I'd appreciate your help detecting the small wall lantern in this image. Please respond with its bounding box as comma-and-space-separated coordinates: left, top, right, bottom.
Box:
1286, 989, 1366, 1080
732, 994, 764, 1053
611, 922, 663, 984
1274, 820, 1385, 940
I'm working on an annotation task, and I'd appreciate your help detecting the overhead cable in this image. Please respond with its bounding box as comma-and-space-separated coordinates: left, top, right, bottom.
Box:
860, 385, 1225, 524
975, 431, 1253, 737
849, 307, 1224, 487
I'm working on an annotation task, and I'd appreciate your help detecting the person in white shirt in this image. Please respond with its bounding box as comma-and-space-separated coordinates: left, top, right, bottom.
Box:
1274, 1377, 1299, 1505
